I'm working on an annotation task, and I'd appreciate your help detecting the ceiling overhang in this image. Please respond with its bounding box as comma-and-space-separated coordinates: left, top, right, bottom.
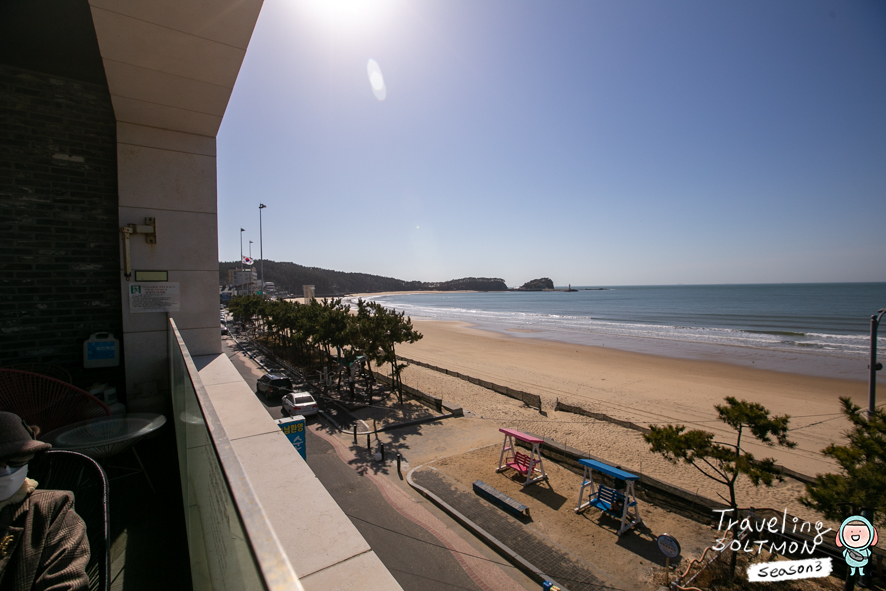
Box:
89, 0, 264, 138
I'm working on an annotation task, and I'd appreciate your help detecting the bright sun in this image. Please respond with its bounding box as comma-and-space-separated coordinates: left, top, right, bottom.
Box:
298, 0, 398, 33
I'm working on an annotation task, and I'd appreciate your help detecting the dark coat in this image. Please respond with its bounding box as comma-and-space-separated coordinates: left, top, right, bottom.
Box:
0, 489, 89, 591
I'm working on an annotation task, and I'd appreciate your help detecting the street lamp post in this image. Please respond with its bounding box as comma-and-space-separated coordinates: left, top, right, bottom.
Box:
258, 203, 266, 295
869, 308, 886, 416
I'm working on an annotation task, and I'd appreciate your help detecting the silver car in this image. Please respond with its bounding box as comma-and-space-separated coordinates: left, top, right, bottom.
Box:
281, 391, 319, 417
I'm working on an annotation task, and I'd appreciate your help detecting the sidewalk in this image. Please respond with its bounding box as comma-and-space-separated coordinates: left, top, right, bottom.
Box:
409, 468, 619, 591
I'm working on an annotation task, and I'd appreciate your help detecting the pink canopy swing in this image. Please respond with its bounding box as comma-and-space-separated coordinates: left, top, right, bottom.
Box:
496, 428, 548, 486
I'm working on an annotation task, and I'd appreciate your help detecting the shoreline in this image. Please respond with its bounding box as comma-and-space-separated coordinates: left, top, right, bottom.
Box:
400, 311, 879, 383
471, 317, 879, 383
347, 290, 882, 383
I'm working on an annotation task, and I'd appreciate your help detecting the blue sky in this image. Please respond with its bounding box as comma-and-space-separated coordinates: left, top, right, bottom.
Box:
217, 0, 886, 287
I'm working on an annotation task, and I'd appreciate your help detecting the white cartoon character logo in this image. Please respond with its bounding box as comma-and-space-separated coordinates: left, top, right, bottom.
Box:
836, 515, 878, 577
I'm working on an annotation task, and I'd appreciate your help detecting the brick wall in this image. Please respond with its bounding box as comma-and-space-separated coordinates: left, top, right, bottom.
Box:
0, 63, 124, 395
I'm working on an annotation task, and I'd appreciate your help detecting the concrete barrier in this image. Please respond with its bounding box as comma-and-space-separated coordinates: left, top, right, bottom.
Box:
399, 356, 542, 411
554, 399, 650, 434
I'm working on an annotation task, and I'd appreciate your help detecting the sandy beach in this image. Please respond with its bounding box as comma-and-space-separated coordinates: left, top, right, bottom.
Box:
396, 318, 867, 522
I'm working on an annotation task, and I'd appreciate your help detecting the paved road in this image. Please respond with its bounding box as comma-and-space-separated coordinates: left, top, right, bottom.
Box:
220, 337, 521, 591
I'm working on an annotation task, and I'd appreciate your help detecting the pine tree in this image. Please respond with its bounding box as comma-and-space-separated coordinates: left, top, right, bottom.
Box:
800, 396, 886, 525
645, 397, 795, 576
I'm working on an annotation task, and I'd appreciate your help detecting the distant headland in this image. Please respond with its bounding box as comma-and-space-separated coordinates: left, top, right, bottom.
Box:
219, 260, 508, 295
219, 261, 606, 297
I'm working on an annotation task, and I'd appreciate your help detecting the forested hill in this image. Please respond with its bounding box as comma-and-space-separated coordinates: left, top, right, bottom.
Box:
219, 260, 508, 295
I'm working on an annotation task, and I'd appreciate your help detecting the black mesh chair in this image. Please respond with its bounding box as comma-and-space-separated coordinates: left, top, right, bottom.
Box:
30, 450, 110, 591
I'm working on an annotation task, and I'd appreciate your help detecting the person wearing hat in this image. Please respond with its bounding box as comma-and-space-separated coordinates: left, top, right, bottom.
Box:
0, 412, 89, 591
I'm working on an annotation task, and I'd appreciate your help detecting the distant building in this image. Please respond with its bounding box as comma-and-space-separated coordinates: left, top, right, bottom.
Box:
229, 269, 258, 295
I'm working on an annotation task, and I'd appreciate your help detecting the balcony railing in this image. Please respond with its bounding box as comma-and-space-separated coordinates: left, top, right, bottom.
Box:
168, 318, 303, 591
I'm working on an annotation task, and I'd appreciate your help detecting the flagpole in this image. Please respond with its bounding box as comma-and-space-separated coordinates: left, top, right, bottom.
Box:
259, 203, 266, 296
248, 241, 254, 296
239, 228, 245, 295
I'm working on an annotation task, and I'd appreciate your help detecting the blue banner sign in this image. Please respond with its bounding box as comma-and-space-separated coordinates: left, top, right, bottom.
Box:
276, 416, 306, 460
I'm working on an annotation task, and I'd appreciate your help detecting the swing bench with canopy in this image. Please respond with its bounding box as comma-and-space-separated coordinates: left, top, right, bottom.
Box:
496, 428, 548, 486
575, 458, 643, 536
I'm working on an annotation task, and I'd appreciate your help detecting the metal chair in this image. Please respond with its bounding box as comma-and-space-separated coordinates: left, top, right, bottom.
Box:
0, 370, 110, 437
2, 363, 73, 384
29, 450, 110, 591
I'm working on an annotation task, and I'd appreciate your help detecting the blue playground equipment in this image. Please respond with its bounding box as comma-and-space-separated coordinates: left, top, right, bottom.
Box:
574, 458, 643, 536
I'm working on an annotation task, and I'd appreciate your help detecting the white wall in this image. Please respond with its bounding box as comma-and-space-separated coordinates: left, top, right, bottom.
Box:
118, 123, 222, 410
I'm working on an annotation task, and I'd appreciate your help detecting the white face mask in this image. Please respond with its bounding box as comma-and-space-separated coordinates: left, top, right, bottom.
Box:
0, 464, 28, 501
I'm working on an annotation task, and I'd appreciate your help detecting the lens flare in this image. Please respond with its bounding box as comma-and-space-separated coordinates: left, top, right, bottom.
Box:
367, 59, 387, 101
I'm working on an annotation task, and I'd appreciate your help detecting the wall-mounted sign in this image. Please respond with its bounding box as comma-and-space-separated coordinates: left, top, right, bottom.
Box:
129, 282, 180, 313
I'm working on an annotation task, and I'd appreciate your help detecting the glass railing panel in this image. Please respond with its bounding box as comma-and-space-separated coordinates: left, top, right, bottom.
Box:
169, 319, 302, 591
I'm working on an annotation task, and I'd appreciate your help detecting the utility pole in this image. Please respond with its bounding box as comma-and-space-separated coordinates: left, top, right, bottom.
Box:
869, 308, 886, 416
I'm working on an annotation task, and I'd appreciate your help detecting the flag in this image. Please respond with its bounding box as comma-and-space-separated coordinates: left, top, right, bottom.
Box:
242, 256, 254, 265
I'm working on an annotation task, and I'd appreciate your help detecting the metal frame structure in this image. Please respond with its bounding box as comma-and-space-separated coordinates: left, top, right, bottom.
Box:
496, 428, 547, 486
575, 458, 643, 536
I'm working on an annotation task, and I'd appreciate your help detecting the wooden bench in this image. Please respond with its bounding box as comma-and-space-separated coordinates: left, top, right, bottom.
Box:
473, 480, 530, 517
506, 451, 533, 476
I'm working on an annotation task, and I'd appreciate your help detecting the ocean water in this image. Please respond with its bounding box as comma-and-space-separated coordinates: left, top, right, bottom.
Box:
359, 283, 886, 380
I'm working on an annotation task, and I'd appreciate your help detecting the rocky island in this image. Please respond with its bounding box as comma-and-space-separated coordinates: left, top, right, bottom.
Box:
513, 278, 579, 292
517, 277, 555, 290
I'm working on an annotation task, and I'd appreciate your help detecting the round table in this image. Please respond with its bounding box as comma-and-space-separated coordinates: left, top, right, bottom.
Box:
42, 413, 166, 459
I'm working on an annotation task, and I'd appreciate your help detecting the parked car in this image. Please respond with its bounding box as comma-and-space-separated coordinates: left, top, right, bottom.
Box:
281, 391, 319, 417
256, 373, 293, 399
221, 324, 228, 335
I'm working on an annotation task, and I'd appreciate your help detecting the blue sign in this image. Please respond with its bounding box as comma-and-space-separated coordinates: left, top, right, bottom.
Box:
277, 417, 306, 460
